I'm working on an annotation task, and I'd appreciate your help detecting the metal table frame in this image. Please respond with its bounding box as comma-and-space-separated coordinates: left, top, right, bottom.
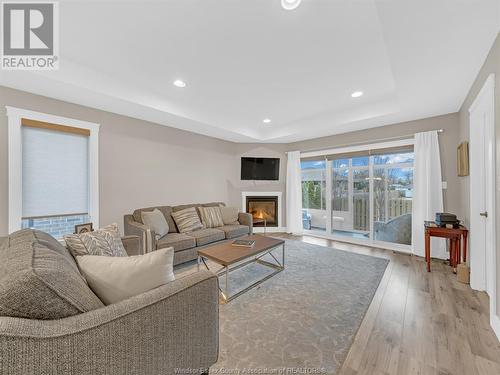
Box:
197, 242, 285, 304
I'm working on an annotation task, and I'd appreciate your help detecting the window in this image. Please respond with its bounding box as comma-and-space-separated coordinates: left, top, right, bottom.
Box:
7, 107, 99, 238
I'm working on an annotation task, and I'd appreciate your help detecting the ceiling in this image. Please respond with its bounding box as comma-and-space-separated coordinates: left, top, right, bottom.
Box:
1, 0, 499, 143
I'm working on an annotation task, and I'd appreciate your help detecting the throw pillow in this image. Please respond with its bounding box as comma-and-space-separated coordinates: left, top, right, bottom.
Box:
64, 223, 128, 258
171, 207, 204, 233
76, 247, 175, 305
198, 206, 224, 228
220, 206, 240, 225
141, 209, 169, 238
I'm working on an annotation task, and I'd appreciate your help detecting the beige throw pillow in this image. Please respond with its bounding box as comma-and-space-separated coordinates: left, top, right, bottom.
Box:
220, 206, 240, 225
198, 206, 224, 228
64, 223, 127, 257
141, 209, 169, 238
171, 207, 203, 233
76, 247, 175, 305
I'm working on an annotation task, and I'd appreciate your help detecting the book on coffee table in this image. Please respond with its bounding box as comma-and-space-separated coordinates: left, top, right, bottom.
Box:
231, 239, 255, 248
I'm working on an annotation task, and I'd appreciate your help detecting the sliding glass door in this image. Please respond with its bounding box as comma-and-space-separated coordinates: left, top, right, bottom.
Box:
372, 152, 413, 245
301, 144, 414, 249
331, 157, 371, 240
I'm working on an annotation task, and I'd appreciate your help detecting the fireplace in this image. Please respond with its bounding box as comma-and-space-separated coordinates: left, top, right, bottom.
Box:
245, 196, 278, 227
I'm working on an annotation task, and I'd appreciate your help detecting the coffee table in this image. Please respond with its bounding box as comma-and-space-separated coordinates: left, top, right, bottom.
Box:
197, 235, 285, 304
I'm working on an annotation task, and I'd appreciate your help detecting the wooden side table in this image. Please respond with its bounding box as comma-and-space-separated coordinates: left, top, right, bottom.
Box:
424, 223, 468, 272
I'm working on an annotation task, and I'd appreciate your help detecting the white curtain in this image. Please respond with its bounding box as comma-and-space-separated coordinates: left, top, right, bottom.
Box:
286, 151, 303, 235
411, 131, 446, 258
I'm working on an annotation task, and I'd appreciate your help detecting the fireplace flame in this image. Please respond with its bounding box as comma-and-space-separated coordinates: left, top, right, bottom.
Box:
247, 198, 277, 225
253, 209, 273, 220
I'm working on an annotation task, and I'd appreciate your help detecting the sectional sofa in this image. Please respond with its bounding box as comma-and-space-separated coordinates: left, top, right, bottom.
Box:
124, 202, 253, 265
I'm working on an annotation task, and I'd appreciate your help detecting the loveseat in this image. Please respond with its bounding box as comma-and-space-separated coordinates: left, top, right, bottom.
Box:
124, 202, 253, 265
0, 229, 219, 374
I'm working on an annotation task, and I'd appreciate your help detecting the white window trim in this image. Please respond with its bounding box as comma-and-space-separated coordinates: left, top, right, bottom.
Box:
6, 106, 100, 234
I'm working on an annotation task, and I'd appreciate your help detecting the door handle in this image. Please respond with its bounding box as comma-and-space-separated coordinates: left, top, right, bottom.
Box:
480, 211, 488, 218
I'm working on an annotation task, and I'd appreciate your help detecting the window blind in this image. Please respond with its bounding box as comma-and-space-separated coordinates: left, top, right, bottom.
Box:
22, 126, 89, 218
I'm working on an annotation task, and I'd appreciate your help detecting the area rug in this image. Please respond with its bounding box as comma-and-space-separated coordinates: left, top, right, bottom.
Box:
180, 239, 389, 374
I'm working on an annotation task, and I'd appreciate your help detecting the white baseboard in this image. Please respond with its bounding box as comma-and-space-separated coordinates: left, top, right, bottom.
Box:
491, 313, 500, 342
253, 226, 287, 233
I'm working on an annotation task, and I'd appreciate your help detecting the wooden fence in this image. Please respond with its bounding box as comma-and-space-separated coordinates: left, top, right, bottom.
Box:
353, 198, 412, 231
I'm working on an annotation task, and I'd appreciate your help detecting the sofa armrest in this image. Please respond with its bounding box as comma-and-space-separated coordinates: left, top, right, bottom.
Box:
0, 270, 219, 375
121, 235, 141, 256
238, 212, 253, 234
123, 214, 156, 254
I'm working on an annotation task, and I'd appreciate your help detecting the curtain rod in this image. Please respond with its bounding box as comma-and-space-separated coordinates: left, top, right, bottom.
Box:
286, 129, 444, 155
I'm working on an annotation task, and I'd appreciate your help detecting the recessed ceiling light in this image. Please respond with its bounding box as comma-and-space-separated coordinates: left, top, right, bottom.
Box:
351, 91, 363, 98
263, 118, 272, 124
173, 79, 186, 88
281, 0, 301, 11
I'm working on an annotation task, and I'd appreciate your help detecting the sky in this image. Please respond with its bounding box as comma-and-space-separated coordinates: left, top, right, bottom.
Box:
301, 153, 414, 170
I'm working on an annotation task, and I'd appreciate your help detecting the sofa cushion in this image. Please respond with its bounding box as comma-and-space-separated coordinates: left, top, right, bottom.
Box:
186, 228, 225, 246
64, 224, 128, 257
219, 224, 250, 239
77, 247, 175, 305
156, 233, 196, 252
198, 206, 224, 228
141, 209, 169, 238
0, 229, 104, 319
132, 206, 177, 233
171, 207, 204, 233
220, 206, 240, 225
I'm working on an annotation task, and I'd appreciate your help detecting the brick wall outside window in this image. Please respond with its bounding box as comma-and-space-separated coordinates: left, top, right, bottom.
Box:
21, 214, 89, 239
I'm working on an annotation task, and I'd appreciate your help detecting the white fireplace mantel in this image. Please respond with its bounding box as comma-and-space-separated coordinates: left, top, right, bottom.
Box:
241, 191, 285, 233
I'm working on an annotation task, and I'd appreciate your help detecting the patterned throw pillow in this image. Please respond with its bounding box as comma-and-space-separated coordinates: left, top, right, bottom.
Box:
64, 224, 128, 257
198, 206, 224, 228
171, 207, 204, 233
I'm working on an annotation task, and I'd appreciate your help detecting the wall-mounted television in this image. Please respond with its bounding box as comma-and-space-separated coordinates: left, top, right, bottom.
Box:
241, 157, 280, 180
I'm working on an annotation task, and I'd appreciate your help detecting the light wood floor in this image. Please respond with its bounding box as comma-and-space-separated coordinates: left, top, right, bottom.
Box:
273, 233, 500, 375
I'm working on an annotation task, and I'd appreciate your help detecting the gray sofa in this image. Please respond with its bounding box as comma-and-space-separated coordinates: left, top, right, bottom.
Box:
124, 202, 253, 265
0, 229, 219, 374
